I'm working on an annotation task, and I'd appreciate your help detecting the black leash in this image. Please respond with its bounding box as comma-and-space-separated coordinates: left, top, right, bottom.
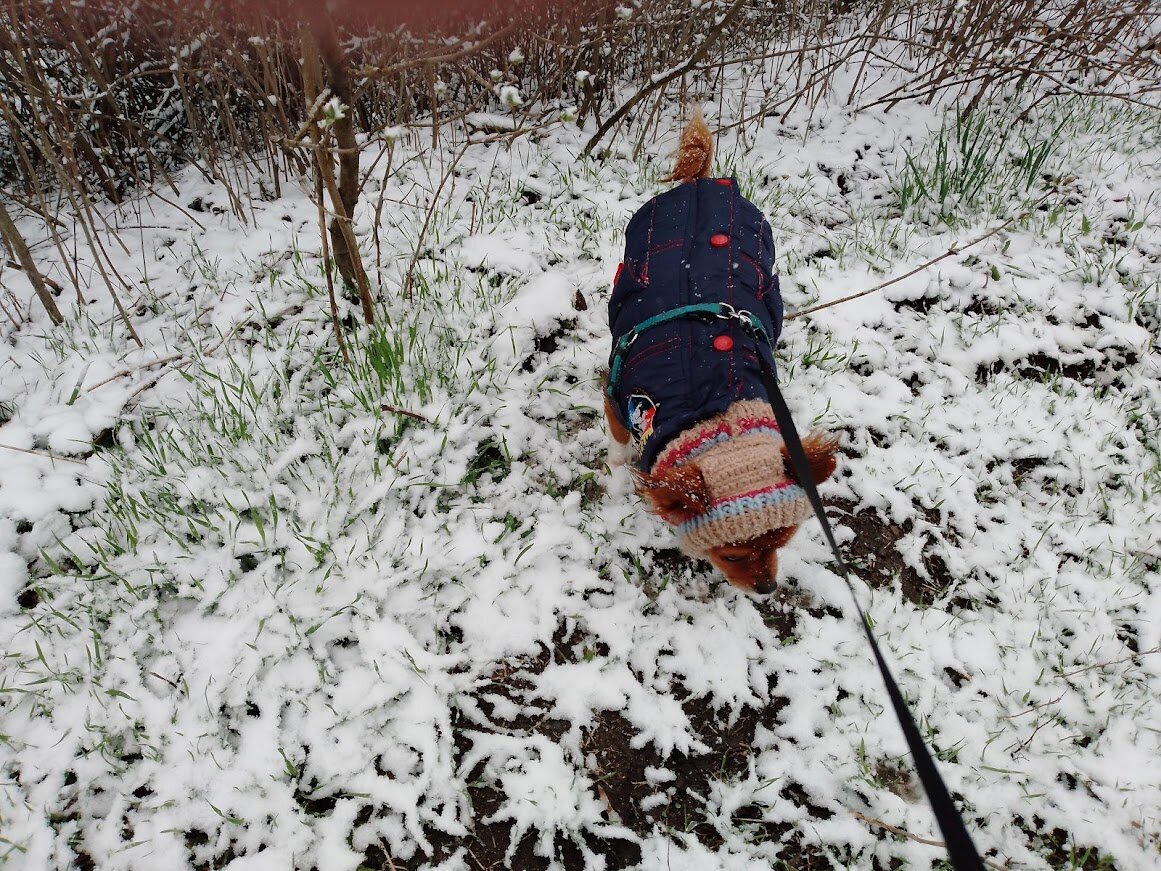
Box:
609, 299, 981, 866
757, 354, 985, 871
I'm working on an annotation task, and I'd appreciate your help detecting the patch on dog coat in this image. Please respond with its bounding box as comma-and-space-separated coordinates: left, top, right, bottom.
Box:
627, 392, 659, 448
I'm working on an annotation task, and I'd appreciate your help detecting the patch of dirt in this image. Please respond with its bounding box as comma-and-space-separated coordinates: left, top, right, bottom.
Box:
901, 371, 926, 396
462, 438, 511, 487
1010, 456, 1048, 486
359, 620, 836, 869
582, 688, 787, 843
1015, 815, 1117, 870
372, 626, 635, 871
520, 319, 577, 373
1116, 621, 1140, 653
630, 546, 712, 600
750, 583, 816, 642
982, 455, 1080, 500
963, 296, 1002, 318
975, 349, 1138, 385
579, 695, 835, 867
892, 294, 945, 315
643, 546, 700, 578
826, 498, 954, 607
872, 760, 919, 803
1132, 296, 1159, 334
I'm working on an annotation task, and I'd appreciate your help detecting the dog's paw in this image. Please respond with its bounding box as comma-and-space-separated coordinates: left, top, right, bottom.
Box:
607, 436, 635, 468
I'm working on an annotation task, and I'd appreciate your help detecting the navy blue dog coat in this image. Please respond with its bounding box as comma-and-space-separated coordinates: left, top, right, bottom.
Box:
607, 177, 784, 470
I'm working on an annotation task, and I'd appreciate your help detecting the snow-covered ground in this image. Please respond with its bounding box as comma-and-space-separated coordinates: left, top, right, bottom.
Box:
1, 86, 1160, 870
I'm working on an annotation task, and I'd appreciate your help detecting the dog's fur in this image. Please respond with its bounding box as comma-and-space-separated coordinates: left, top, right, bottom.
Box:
606, 112, 839, 594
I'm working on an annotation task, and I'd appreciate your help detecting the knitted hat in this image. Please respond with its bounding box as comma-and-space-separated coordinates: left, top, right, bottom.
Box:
650, 400, 813, 555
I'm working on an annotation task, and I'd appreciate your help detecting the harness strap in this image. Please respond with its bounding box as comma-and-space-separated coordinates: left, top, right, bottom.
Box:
606, 302, 771, 418
756, 352, 986, 871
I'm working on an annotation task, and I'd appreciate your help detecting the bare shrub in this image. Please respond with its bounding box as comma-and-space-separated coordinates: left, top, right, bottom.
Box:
0, 0, 1156, 333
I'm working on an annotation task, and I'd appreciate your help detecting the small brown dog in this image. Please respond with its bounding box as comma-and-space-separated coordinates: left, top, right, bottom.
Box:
605, 112, 839, 594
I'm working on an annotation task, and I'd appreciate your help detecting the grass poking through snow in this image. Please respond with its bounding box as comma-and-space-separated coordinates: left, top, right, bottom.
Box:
1, 95, 1160, 870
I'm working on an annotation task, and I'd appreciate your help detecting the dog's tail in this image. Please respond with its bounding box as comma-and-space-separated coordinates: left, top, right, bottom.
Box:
662, 108, 713, 183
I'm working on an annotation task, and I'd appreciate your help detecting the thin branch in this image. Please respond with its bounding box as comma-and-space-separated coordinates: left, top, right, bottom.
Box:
0, 200, 64, 325
121, 302, 304, 402
84, 353, 185, 393
380, 404, 430, 423
786, 192, 1055, 322
851, 810, 1011, 869
0, 443, 89, 465
581, 0, 751, 157
356, 20, 522, 88
315, 148, 351, 366
1059, 646, 1161, 678
402, 139, 474, 301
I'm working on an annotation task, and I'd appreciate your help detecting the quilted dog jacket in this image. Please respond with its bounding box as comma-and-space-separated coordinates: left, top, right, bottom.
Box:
608, 177, 784, 471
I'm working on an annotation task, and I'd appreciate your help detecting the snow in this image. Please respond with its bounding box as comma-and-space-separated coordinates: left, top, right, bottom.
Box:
501, 270, 574, 332
1, 64, 1159, 871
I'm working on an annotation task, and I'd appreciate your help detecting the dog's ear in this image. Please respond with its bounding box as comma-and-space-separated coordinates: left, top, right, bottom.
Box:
634, 464, 709, 524
782, 431, 840, 485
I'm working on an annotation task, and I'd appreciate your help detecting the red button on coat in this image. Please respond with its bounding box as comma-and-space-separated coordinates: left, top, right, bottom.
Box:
713, 334, 734, 352
715, 178, 732, 186
710, 233, 729, 248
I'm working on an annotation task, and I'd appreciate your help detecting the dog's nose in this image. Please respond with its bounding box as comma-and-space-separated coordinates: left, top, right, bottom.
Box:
754, 579, 776, 595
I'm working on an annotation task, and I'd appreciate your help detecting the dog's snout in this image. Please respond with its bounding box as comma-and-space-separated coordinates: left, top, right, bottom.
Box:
754, 579, 777, 595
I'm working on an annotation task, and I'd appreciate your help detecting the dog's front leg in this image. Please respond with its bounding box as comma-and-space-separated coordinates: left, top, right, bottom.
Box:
604, 394, 636, 468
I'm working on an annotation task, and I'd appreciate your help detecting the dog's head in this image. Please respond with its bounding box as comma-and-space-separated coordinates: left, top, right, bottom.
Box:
636, 430, 839, 593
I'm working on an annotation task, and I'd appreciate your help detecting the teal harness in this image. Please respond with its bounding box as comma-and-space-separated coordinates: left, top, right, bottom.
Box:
604, 301, 772, 420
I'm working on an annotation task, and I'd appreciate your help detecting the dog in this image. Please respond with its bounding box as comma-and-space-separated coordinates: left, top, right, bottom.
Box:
604, 111, 839, 594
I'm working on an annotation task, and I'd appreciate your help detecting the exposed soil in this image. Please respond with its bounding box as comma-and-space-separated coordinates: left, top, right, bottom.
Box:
973, 349, 1140, 385
826, 498, 954, 607
355, 622, 836, 870
1015, 815, 1117, 871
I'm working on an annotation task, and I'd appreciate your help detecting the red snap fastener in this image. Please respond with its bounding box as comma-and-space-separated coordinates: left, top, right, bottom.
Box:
710, 233, 729, 248
715, 178, 732, 186
713, 334, 734, 352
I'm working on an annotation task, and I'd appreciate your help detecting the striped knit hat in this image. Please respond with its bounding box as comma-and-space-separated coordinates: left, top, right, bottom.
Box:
650, 400, 813, 555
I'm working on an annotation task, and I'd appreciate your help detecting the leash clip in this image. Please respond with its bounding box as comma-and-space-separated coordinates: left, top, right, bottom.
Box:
717, 303, 756, 333
715, 302, 739, 321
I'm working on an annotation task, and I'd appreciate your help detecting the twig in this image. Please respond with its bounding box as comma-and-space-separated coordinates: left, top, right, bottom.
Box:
852, 809, 947, 847
84, 353, 185, 393
581, 0, 751, 157
1001, 694, 1065, 720
0, 443, 89, 465
355, 20, 522, 90
5, 257, 65, 294
380, 404, 430, 423
851, 810, 1010, 869
402, 138, 474, 302
0, 200, 64, 324
316, 159, 351, 366
1059, 646, 1161, 678
0, 289, 23, 327
122, 302, 304, 402
786, 192, 1055, 322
